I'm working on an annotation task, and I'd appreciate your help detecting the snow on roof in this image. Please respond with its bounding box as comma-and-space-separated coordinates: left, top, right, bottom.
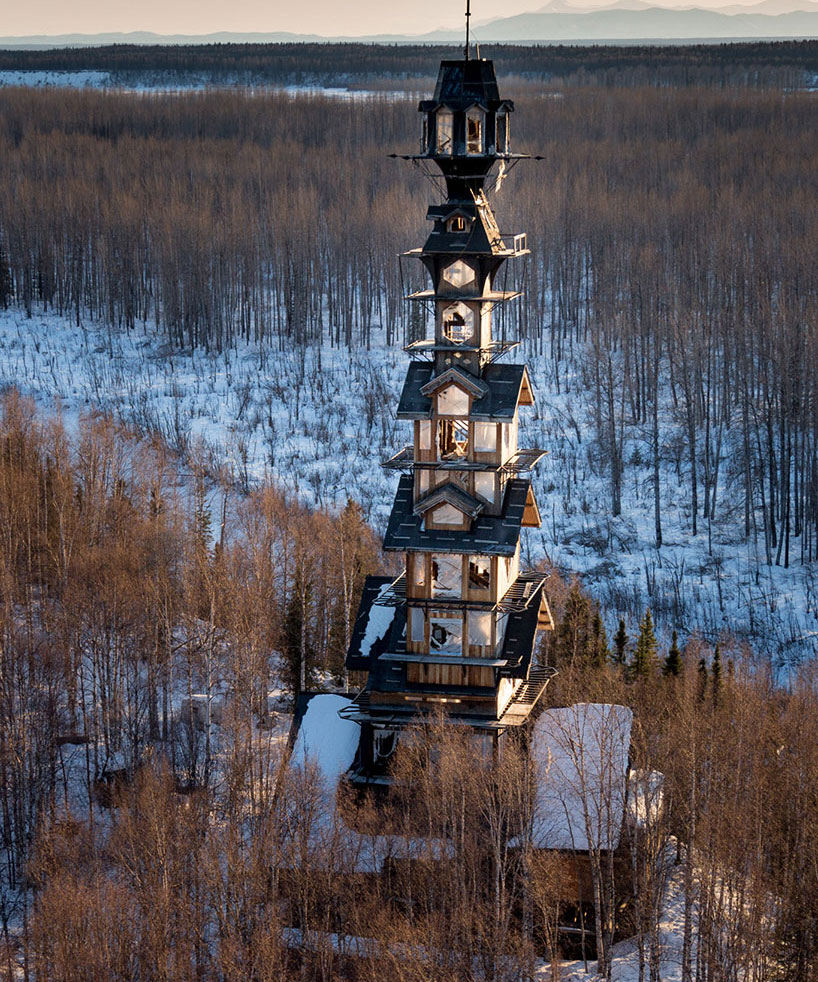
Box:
359, 584, 394, 661
286, 694, 452, 874
290, 694, 360, 784
526, 703, 634, 853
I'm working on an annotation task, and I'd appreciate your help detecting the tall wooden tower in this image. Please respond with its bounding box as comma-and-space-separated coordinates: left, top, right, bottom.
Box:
342, 52, 554, 783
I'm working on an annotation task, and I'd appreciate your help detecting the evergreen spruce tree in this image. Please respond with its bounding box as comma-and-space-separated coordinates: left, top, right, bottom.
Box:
632, 609, 658, 678
589, 609, 609, 669
554, 580, 591, 668
697, 657, 708, 701
613, 618, 629, 666
663, 629, 682, 677
712, 644, 722, 706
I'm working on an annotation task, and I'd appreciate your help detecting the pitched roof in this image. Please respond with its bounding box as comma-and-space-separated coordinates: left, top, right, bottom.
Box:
419, 366, 488, 400
413, 482, 484, 520
383, 474, 531, 556
397, 363, 534, 421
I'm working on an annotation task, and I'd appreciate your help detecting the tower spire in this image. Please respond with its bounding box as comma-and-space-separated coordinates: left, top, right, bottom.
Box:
465, 0, 471, 60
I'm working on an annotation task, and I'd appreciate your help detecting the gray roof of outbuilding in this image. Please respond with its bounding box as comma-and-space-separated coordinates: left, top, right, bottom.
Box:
397, 362, 529, 421
383, 474, 530, 556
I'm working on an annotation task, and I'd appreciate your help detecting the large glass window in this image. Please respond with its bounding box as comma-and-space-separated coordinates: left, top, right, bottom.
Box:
467, 111, 483, 154
442, 301, 475, 344
496, 112, 509, 154
468, 611, 493, 646
442, 260, 475, 290
430, 616, 463, 653
468, 555, 491, 591
437, 419, 469, 459
474, 472, 495, 505
432, 555, 461, 597
437, 109, 453, 155
437, 385, 470, 416
474, 422, 497, 453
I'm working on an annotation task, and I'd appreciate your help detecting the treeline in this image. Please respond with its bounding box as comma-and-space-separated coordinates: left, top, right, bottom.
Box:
3, 396, 817, 978
1, 39, 817, 88
1, 84, 817, 565
0, 392, 382, 923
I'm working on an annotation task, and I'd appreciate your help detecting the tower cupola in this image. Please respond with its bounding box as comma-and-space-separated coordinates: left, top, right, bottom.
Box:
419, 59, 515, 200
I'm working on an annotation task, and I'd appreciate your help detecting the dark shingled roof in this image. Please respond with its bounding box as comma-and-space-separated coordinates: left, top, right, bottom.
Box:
422, 202, 504, 256
346, 576, 405, 672
397, 362, 530, 421
383, 474, 530, 556
345, 577, 545, 687
419, 366, 488, 399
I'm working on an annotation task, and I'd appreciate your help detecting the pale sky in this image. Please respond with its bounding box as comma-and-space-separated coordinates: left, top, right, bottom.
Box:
1, 0, 776, 39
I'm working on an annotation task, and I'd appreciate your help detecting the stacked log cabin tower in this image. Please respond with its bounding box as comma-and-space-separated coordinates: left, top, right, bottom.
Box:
342, 54, 554, 783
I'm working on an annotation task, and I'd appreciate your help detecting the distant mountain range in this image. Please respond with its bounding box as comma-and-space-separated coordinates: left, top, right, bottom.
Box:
8, 1, 818, 47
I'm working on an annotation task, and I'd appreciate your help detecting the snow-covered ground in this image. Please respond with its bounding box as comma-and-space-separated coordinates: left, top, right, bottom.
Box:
0, 69, 112, 88
0, 70, 402, 97
1, 306, 816, 667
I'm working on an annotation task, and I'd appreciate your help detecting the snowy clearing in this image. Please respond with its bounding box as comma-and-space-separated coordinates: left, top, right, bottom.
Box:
1, 306, 816, 667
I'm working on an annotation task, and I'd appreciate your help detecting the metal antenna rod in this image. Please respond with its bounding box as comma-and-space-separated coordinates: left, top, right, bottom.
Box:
465, 0, 471, 60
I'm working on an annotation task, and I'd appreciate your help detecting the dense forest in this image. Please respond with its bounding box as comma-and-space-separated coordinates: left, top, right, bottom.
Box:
1, 392, 818, 980
1, 52, 818, 977
2, 39, 818, 87
0, 83, 817, 576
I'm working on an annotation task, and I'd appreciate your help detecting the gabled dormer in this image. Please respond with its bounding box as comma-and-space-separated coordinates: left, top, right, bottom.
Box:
414, 482, 484, 532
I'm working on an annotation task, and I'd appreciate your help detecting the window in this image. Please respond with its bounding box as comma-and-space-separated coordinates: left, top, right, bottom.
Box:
430, 616, 463, 653
495, 612, 508, 653
417, 469, 430, 496
419, 420, 432, 450
474, 472, 495, 505
438, 419, 469, 459
496, 113, 509, 154
468, 612, 492, 646
442, 260, 475, 290
467, 111, 483, 154
421, 114, 431, 153
430, 503, 463, 525
448, 215, 467, 233
442, 302, 474, 344
437, 109, 453, 155
437, 385, 469, 416
409, 607, 425, 642
474, 422, 496, 453
432, 554, 461, 597
468, 555, 491, 591
373, 727, 398, 762
411, 554, 425, 588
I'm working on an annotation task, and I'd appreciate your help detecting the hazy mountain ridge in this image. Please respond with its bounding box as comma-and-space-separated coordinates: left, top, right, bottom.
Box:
9, 4, 818, 47
469, 5, 818, 40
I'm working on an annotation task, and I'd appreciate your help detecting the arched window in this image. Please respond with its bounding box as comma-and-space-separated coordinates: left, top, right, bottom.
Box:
466, 109, 484, 155
496, 112, 509, 154
437, 109, 453, 155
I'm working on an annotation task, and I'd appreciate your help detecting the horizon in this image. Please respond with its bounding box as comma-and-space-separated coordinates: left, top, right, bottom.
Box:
3, 0, 812, 42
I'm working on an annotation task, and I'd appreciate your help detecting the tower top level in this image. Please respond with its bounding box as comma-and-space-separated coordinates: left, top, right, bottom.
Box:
417, 58, 520, 200
429, 59, 505, 109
